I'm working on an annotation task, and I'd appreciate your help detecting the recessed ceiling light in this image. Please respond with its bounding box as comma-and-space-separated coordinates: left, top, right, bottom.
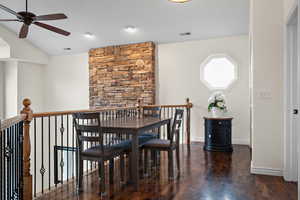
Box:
84, 32, 95, 39
64, 48, 72, 51
124, 26, 137, 34
169, 0, 191, 3
179, 32, 191, 36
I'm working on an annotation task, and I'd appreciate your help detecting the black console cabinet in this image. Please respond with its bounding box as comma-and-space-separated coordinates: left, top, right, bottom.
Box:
204, 117, 233, 152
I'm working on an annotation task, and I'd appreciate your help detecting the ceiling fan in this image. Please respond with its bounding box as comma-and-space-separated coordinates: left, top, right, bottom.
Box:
0, 0, 70, 39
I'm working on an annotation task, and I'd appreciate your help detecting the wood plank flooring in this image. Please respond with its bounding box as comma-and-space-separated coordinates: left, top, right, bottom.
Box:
36, 143, 297, 200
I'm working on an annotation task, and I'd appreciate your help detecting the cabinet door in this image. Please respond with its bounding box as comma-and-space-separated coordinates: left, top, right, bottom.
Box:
210, 128, 230, 146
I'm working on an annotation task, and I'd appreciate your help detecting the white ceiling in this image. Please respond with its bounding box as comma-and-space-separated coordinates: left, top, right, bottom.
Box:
0, 0, 249, 56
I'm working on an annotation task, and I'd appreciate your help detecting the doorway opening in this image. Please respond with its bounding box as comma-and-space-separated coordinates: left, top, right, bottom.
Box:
284, 6, 298, 183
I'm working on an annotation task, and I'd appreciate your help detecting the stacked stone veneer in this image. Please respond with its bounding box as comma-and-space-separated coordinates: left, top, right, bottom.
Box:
89, 42, 156, 108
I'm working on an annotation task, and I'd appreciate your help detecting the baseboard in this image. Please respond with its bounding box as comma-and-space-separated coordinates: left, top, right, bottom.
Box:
232, 138, 250, 145
251, 161, 283, 177
193, 137, 250, 146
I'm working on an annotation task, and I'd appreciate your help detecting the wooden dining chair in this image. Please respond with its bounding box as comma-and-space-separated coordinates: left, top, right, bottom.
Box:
142, 109, 184, 178
73, 112, 129, 196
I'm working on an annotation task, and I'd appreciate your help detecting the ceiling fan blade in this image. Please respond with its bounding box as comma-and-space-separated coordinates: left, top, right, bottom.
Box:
33, 13, 67, 21
19, 24, 29, 39
34, 22, 70, 36
0, 19, 19, 21
0, 4, 23, 18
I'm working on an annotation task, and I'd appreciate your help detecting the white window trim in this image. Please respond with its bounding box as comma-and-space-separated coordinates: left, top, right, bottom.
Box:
200, 54, 238, 91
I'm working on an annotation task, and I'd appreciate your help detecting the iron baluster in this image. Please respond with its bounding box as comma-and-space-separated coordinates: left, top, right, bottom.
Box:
72, 115, 75, 178
54, 116, 57, 187
48, 116, 51, 190
33, 118, 37, 197
60, 115, 64, 184
4, 129, 6, 200
40, 117, 45, 194
0, 129, 2, 200
67, 115, 69, 182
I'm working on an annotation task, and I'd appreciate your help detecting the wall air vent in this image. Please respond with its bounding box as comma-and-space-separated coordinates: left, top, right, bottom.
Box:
179, 32, 191, 36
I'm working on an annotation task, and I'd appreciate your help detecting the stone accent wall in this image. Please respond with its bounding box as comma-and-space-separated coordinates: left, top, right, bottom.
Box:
89, 42, 156, 108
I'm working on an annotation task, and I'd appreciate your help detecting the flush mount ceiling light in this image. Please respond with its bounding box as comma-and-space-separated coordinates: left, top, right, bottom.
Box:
169, 0, 191, 3
84, 32, 95, 39
124, 25, 137, 34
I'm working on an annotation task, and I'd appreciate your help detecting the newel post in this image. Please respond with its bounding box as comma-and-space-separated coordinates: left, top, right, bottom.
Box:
186, 98, 193, 146
21, 98, 33, 200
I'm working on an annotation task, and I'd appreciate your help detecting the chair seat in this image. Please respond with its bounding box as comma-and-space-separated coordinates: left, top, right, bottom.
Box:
112, 134, 157, 148
83, 135, 156, 158
143, 139, 174, 149
140, 132, 159, 138
82, 144, 126, 158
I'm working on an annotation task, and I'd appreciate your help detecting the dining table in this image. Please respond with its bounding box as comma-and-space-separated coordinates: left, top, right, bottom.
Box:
100, 116, 172, 191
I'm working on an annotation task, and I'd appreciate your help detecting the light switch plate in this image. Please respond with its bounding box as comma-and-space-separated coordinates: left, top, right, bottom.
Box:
258, 91, 272, 100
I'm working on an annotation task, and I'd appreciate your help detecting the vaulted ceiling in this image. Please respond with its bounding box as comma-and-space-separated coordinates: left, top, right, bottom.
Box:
0, 0, 249, 55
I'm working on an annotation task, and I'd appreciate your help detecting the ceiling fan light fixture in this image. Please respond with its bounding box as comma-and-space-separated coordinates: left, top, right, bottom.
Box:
169, 0, 191, 3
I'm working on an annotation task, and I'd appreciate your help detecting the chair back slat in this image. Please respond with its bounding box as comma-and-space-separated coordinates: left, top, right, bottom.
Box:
76, 125, 101, 133
170, 109, 184, 145
73, 112, 100, 120
78, 135, 102, 142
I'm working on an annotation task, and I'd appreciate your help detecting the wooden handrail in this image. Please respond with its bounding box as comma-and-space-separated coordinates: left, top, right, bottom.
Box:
32, 104, 193, 118
32, 106, 137, 118
0, 114, 26, 131
141, 104, 191, 108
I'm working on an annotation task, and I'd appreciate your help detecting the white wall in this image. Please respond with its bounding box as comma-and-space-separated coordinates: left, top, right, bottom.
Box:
250, 0, 284, 175
0, 38, 10, 59
44, 53, 89, 112
4, 61, 18, 118
158, 35, 250, 144
1, 61, 45, 118
17, 62, 45, 113
0, 62, 4, 118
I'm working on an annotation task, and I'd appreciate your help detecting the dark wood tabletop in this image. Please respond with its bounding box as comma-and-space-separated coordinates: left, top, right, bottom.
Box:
101, 117, 171, 133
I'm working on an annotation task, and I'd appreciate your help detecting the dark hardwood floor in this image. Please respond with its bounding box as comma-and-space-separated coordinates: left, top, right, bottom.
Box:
37, 143, 297, 200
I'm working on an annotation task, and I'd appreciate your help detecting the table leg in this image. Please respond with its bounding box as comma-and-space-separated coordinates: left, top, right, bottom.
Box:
166, 120, 174, 179
131, 131, 139, 191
